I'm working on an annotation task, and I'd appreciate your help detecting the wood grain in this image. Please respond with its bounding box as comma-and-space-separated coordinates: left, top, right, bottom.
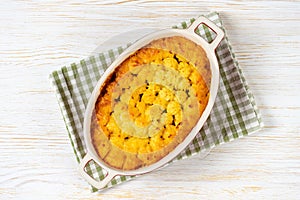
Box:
0, 0, 299, 199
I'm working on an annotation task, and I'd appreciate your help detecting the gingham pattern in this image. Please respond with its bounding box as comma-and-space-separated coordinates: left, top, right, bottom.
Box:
49, 12, 263, 192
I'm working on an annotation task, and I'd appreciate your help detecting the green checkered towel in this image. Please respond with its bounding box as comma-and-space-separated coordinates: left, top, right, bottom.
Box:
49, 12, 263, 192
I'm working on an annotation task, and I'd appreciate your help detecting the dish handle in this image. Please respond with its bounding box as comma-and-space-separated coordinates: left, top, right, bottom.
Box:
187, 16, 224, 50
78, 153, 118, 190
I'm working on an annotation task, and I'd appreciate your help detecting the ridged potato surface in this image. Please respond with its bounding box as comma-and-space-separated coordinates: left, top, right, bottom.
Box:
91, 36, 211, 170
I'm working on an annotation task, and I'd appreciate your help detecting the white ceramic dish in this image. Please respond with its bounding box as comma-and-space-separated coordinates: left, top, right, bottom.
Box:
79, 16, 224, 189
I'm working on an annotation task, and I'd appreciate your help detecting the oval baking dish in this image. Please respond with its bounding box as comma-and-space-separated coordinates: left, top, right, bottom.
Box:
79, 16, 224, 189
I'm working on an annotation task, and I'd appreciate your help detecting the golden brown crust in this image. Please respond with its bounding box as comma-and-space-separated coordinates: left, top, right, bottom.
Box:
91, 112, 111, 159
91, 36, 211, 170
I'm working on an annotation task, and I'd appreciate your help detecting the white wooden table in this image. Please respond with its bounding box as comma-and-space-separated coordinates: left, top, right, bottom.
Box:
1, 1, 299, 199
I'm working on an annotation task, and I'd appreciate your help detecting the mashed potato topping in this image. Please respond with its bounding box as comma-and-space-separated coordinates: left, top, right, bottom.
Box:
91, 36, 211, 170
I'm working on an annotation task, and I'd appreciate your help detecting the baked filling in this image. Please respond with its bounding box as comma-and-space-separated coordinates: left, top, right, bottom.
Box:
91, 36, 211, 170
